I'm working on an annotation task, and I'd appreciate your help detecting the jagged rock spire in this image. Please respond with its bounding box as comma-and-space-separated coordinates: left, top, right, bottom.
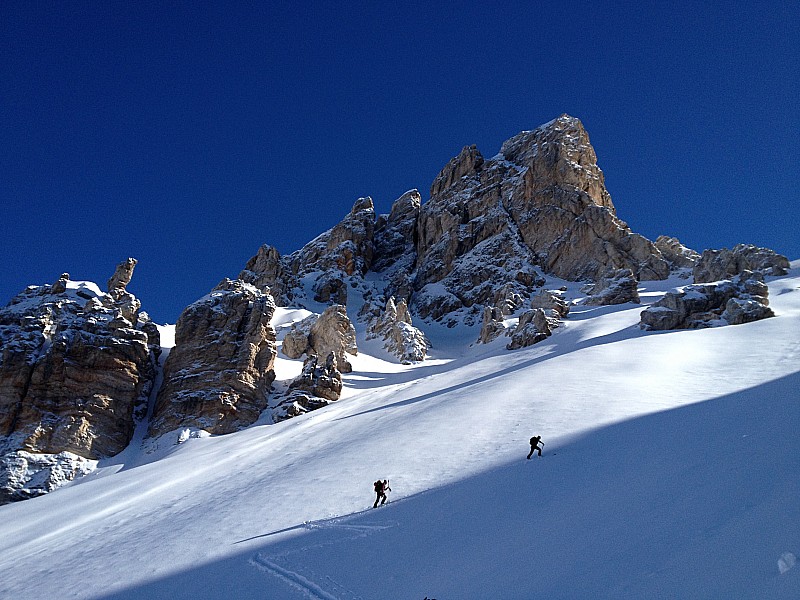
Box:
107, 258, 137, 294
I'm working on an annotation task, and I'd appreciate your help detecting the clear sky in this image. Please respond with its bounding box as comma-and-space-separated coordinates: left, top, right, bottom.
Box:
2, 1, 798, 324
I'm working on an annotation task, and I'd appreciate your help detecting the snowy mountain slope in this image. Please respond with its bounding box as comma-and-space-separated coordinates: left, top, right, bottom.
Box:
0, 266, 799, 599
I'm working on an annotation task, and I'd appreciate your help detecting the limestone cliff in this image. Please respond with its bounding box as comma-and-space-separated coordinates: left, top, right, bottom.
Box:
148, 279, 277, 438
0, 261, 159, 503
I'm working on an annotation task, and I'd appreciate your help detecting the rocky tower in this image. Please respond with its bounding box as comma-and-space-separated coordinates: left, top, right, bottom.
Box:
147, 279, 277, 439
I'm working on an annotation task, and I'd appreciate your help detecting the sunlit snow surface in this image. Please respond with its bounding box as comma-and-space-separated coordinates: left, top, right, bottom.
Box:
1, 265, 799, 599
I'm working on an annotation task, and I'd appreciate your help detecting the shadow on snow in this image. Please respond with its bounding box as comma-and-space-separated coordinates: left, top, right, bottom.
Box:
97, 371, 800, 600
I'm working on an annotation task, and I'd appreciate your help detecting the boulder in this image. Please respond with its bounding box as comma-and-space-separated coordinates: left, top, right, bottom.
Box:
507, 308, 554, 350
478, 306, 506, 344
288, 352, 343, 402
272, 390, 335, 423
0, 449, 96, 505
640, 271, 774, 330
585, 269, 640, 305
492, 283, 526, 317
280, 305, 358, 372
308, 305, 358, 373
721, 297, 774, 325
281, 315, 315, 359
272, 352, 343, 422
530, 290, 571, 318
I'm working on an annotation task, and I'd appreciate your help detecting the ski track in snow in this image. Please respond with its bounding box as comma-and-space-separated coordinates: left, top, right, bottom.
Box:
249, 558, 343, 600
250, 516, 397, 599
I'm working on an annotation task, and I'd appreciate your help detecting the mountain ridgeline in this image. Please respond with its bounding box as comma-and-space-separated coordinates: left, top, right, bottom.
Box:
0, 115, 789, 503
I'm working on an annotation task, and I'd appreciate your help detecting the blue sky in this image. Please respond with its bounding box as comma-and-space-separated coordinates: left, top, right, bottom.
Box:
2, 1, 798, 324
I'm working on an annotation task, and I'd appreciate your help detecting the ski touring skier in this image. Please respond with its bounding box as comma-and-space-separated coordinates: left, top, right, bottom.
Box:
373, 479, 391, 507
527, 435, 544, 459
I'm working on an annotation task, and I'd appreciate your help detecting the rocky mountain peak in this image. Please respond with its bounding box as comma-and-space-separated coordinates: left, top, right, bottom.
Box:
237, 116, 792, 334
500, 113, 613, 211
239, 244, 286, 301
349, 195, 374, 215
237, 115, 678, 327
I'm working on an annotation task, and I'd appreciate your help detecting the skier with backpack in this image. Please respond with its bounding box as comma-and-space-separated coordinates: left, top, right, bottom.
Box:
373, 479, 391, 507
527, 435, 544, 459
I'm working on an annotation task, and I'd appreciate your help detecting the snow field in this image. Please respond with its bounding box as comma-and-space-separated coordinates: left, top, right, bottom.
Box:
0, 268, 798, 598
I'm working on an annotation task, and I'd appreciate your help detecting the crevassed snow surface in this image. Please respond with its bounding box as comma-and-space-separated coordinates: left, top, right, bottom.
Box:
1, 267, 799, 599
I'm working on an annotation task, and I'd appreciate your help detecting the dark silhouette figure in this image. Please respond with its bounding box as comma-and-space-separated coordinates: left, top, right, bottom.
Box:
373, 479, 390, 507
527, 435, 544, 459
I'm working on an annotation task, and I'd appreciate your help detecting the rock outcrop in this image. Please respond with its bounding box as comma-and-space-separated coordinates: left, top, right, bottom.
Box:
478, 306, 507, 345
280, 305, 358, 373
0, 261, 159, 503
530, 290, 571, 319
371, 189, 421, 276
239, 197, 375, 306
640, 271, 773, 330
281, 315, 316, 360
507, 308, 556, 350
693, 244, 790, 283
503, 117, 671, 282
239, 245, 288, 302
408, 115, 670, 324
243, 197, 378, 307
0, 450, 96, 504
308, 306, 358, 373
148, 279, 277, 438
366, 297, 428, 363
655, 236, 700, 271
107, 257, 138, 294
272, 352, 344, 422
290, 352, 343, 401
585, 269, 640, 306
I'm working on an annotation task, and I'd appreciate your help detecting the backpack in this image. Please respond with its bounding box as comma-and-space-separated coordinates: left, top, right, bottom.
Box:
374, 480, 383, 492
531, 436, 540, 446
